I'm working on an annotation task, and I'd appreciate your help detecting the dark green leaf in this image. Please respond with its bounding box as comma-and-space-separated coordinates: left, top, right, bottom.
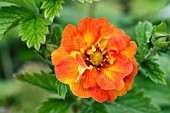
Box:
0, 6, 27, 39
106, 88, 160, 113
78, 100, 108, 113
135, 21, 153, 58
36, 98, 72, 113
19, 15, 49, 50
140, 60, 167, 85
77, 0, 99, 3
15, 72, 68, 98
41, 0, 64, 21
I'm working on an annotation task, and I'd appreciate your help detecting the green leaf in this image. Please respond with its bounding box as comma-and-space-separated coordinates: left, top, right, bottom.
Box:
19, 15, 49, 50
140, 60, 167, 85
77, 0, 99, 3
36, 98, 72, 113
41, 0, 64, 21
78, 100, 108, 113
0, 0, 40, 14
0, 6, 27, 39
15, 72, 68, 98
135, 21, 153, 58
106, 88, 160, 113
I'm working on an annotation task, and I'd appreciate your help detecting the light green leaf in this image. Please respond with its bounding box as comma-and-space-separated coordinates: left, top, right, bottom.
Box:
78, 100, 108, 113
0, 6, 27, 39
135, 21, 153, 58
36, 98, 72, 113
41, 0, 64, 21
77, 0, 99, 3
140, 60, 167, 85
15, 72, 68, 98
19, 16, 49, 50
106, 88, 160, 113
0, 0, 40, 14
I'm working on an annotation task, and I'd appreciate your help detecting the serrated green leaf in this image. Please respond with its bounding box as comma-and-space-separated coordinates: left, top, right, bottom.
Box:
140, 60, 167, 85
154, 21, 167, 33
0, 0, 40, 14
15, 72, 68, 98
0, 6, 27, 39
135, 21, 153, 58
78, 100, 108, 113
77, 0, 99, 3
36, 98, 72, 113
106, 88, 160, 113
41, 0, 64, 21
19, 16, 49, 50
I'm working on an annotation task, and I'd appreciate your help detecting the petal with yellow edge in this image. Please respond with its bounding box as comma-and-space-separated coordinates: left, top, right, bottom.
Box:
78, 17, 102, 47
51, 46, 68, 65
55, 56, 79, 84
61, 24, 83, 53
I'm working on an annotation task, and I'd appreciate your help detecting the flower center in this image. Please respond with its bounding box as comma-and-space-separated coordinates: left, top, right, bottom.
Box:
90, 51, 103, 66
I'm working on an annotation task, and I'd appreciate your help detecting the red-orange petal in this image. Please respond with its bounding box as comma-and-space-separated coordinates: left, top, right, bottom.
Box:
89, 86, 109, 103
55, 56, 79, 84
61, 24, 83, 53
96, 18, 111, 35
107, 36, 126, 52
78, 17, 102, 47
121, 41, 138, 58
82, 67, 97, 89
51, 46, 68, 65
69, 78, 90, 98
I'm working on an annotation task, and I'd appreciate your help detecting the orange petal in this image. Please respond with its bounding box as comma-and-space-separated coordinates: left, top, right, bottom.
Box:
96, 18, 111, 35
89, 86, 109, 103
123, 58, 138, 90
61, 24, 83, 53
82, 67, 97, 89
97, 69, 125, 90
107, 36, 126, 52
78, 17, 102, 47
121, 41, 138, 58
55, 56, 79, 84
108, 54, 133, 76
69, 78, 90, 98
51, 46, 68, 65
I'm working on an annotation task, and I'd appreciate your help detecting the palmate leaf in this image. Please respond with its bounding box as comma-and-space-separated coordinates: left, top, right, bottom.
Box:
106, 88, 160, 113
140, 60, 167, 85
135, 21, 153, 59
41, 0, 64, 21
36, 98, 72, 113
15, 72, 67, 99
0, 6, 27, 39
19, 15, 49, 50
77, 0, 99, 3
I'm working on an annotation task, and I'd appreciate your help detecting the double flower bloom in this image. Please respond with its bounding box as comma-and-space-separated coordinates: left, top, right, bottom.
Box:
51, 17, 138, 103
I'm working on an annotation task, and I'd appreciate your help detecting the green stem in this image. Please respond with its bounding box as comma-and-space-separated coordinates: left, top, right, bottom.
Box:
144, 46, 158, 59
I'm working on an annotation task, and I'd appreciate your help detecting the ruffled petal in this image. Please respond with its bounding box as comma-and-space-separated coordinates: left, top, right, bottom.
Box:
97, 69, 125, 90
79, 17, 102, 47
82, 67, 97, 89
55, 56, 79, 84
96, 18, 111, 35
89, 86, 109, 103
61, 24, 83, 53
121, 41, 138, 58
51, 46, 68, 65
69, 78, 90, 98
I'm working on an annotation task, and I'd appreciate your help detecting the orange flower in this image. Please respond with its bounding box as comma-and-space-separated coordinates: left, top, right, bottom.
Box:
51, 17, 138, 103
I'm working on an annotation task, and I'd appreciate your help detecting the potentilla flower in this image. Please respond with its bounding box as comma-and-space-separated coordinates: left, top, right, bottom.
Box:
51, 17, 138, 103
